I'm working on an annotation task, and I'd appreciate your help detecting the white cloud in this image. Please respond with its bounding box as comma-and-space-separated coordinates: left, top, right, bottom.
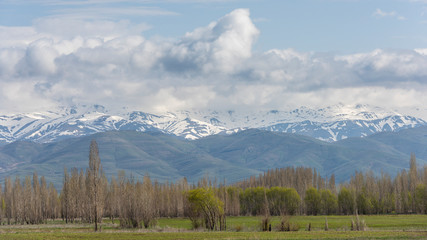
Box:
373, 8, 406, 20
415, 48, 427, 55
1, 8, 427, 116
164, 8, 259, 74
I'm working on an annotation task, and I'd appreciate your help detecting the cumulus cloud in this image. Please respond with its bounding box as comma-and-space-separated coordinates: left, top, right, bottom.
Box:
163, 8, 259, 74
1, 8, 427, 117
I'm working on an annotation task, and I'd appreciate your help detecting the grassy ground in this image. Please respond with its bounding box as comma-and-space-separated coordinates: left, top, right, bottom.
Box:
0, 215, 427, 239
1, 231, 427, 240
158, 215, 427, 231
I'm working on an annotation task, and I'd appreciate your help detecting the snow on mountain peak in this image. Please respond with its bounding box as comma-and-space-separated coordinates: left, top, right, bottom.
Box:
0, 104, 424, 144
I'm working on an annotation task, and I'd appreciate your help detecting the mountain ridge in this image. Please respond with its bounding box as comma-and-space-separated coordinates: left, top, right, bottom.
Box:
1, 127, 427, 189
0, 104, 425, 145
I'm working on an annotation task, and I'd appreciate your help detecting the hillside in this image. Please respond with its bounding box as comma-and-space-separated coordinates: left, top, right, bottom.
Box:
0, 104, 425, 145
1, 127, 427, 189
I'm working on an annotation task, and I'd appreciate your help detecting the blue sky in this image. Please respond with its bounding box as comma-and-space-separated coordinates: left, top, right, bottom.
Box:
2, 0, 426, 52
1, 0, 427, 117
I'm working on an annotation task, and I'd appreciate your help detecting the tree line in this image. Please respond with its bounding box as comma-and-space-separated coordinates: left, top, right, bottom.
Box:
0, 141, 426, 230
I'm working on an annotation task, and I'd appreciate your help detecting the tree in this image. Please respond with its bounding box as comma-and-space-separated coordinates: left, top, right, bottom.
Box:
141, 175, 156, 228
415, 184, 427, 213
106, 176, 119, 223
284, 188, 301, 215
305, 187, 321, 215
32, 172, 41, 224
320, 189, 338, 215
48, 183, 59, 220
409, 153, 418, 212
266, 187, 300, 216
225, 186, 241, 216
328, 174, 336, 195
239, 187, 265, 215
13, 177, 24, 224
40, 176, 49, 223
61, 168, 70, 223
338, 187, 354, 215
23, 176, 32, 224
266, 187, 286, 215
4, 177, 13, 224
69, 168, 80, 222
187, 188, 224, 230
87, 139, 104, 231
356, 189, 372, 214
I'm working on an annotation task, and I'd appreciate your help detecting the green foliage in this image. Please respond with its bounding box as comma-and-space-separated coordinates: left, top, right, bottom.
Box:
320, 189, 338, 215
187, 188, 224, 230
356, 191, 373, 215
338, 187, 354, 215
305, 187, 321, 215
266, 187, 300, 216
241, 187, 301, 216
239, 187, 266, 216
415, 184, 427, 213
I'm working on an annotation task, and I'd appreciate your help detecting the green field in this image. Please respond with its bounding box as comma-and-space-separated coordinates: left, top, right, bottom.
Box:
0, 215, 427, 239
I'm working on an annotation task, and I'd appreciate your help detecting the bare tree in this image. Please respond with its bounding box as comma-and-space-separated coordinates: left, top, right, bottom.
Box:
23, 176, 32, 224
4, 177, 13, 224
48, 183, 59, 220
13, 177, 23, 224
61, 168, 70, 223
141, 175, 156, 228
409, 153, 418, 212
40, 176, 48, 223
87, 139, 103, 231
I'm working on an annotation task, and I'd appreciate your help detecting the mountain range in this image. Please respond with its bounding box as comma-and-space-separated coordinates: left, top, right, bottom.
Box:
0, 104, 425, 145
1, 126, 427, 189
1, 104, 426, 189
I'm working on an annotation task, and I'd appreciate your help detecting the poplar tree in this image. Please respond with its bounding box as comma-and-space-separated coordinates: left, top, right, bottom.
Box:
88, 139, 103, 231
4, 177, 12, 224
409, 153, 418, 212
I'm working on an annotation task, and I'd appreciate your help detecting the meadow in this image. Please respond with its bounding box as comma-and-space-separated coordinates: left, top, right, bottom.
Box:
0, 215, 427, 239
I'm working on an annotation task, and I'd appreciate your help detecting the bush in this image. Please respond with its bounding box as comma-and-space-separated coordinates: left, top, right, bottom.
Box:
306, 222, 311, 231
325, 217, 328, 231
190, 218, 203, 230
276, 215, 299, 232
187, 188, 225, 231
351, 213, 367, 231
260, 214, 271, 231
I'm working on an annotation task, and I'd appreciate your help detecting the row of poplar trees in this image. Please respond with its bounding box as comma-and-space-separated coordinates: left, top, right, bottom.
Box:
0, 141, 426, 229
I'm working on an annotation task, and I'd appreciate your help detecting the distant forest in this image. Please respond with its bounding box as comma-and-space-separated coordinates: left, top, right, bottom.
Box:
0, 140, 426, 230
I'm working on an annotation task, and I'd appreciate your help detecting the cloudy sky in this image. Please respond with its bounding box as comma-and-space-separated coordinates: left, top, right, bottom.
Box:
1, 0, 427, 117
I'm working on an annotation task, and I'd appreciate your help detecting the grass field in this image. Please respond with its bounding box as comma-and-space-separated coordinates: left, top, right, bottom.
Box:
0, 215, 427, 239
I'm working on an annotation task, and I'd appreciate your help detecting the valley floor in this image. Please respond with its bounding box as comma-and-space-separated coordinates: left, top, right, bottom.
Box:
0, 215, 427, 239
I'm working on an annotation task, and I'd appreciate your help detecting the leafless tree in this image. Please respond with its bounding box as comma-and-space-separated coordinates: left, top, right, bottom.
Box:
87, 139, 104, 231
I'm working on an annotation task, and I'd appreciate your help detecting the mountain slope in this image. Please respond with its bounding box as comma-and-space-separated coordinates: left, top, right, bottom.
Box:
0, 131, 260, 188
1, 127, 427, 189
0, 104, 425, 145
335, 125, 427, 164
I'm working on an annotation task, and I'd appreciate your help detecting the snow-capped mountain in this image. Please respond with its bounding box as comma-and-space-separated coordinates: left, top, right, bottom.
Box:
0, 104, 425, 144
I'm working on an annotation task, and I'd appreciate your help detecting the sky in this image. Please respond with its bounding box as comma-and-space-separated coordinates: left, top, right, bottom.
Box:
1, 0, 427, 117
